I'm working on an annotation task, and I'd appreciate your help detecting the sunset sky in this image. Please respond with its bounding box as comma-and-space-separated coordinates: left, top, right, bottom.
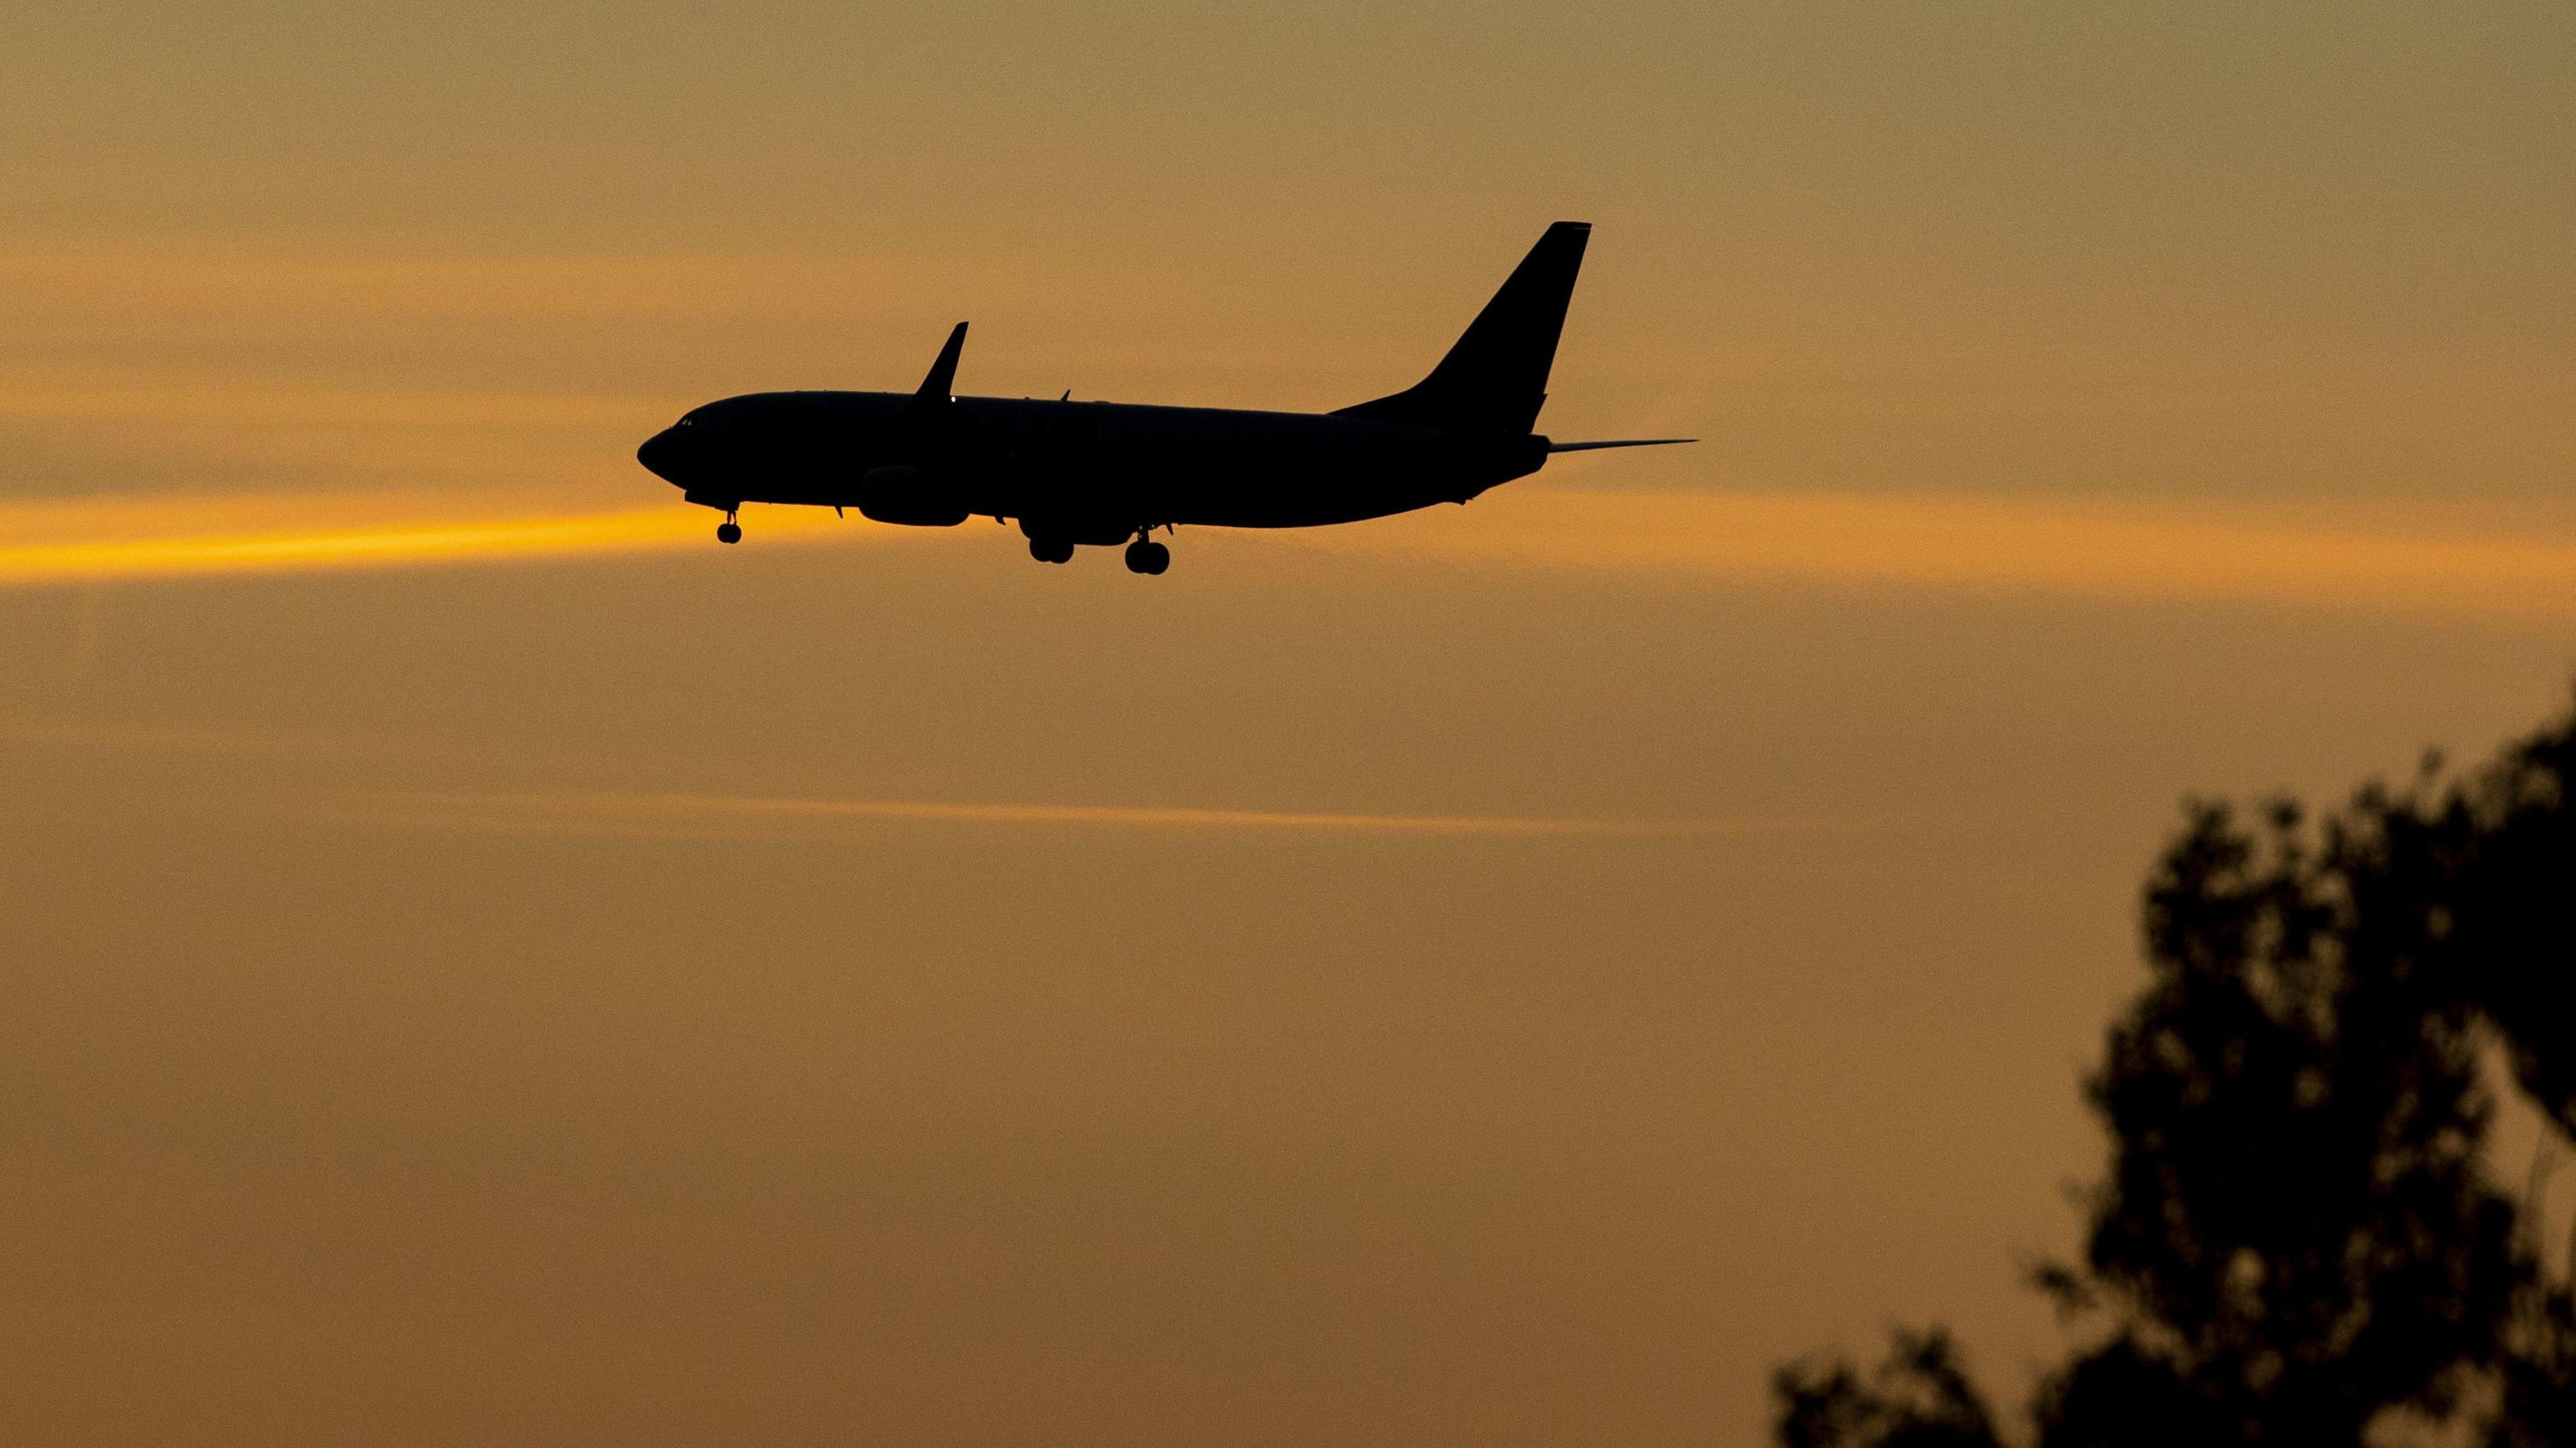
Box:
5, 5, 2575, 1444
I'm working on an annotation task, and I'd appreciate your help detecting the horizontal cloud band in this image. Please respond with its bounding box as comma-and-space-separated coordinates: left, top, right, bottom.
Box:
0, 492, 867, 583
7, 486, 2576, 620
321, 788, 1780, 840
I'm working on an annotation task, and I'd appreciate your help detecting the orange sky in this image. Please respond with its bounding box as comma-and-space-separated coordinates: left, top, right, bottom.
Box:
4, 5, 2575, 1445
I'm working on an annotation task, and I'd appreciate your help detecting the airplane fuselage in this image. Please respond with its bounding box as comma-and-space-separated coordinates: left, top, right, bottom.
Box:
639, 390, 1551, 545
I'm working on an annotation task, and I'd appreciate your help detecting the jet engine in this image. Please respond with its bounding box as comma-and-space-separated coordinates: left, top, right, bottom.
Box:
853, 465, 969, 527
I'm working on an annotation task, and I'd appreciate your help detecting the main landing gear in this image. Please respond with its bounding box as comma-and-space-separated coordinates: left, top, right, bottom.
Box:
1015, 524, 1171, 573
715, 509, 741, 545
1123, 537, 1171, 575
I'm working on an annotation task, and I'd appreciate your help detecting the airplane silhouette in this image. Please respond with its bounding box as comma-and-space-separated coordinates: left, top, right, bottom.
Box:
636, 222, 1690, 574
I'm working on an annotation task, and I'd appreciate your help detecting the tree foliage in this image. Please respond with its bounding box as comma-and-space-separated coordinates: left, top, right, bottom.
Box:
1776, 1329, 2000, 1448
1777, 704, 2576, 1448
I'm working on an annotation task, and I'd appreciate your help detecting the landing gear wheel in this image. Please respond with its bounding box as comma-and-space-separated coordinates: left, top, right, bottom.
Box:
716, 519, 742, 545
1124, 539, 1171, 575
1028, 535, 1075, 564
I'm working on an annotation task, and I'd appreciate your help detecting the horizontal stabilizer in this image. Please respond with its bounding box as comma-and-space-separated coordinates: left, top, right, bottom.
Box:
1546, 437, 1697, 453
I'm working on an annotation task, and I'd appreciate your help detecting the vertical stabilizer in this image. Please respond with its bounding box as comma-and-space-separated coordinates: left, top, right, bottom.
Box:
1334, 222, 1589, 435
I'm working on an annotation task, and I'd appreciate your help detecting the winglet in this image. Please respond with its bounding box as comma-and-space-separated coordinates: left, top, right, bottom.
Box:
916, 322, 967, 401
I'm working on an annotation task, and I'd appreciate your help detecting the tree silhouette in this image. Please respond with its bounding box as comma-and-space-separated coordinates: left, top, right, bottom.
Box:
1775, 1329, 2000, 1448
1777, 704, 2576, 1447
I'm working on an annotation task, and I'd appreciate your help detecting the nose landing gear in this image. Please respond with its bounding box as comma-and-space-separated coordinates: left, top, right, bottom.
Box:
1124, 528, 1171, 575
1028, 534, 1075, 564
715, 509, 741, 545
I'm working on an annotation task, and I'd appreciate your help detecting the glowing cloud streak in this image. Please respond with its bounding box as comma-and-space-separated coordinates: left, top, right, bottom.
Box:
0, 492, 870, 586
1322, 486, 2576, 622
10, 486, 2576, 622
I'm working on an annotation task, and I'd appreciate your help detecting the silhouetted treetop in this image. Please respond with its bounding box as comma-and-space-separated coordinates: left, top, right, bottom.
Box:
1777, 697, 2576, 1448
1775, 1329, 2002, 1448
2044, 792, 2518, 1445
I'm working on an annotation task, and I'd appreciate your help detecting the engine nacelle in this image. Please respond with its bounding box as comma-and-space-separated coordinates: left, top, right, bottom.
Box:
853, 465, 969, 527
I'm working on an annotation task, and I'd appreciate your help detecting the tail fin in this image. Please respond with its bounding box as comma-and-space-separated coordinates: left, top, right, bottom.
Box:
1334, 221, 1589, 435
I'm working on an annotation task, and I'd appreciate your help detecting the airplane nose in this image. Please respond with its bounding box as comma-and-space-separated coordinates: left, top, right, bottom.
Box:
637, 427, 684, 484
